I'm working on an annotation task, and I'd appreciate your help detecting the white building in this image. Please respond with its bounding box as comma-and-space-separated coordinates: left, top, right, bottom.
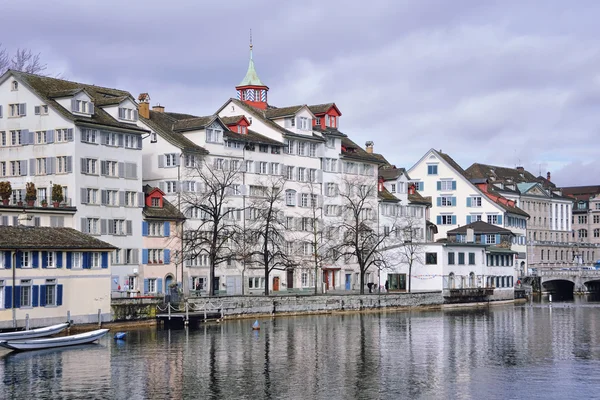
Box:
408, 149, 529, 274
0, 70, 148, 292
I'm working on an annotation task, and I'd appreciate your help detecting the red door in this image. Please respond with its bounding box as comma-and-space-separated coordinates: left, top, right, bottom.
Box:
273, 277, 280, 291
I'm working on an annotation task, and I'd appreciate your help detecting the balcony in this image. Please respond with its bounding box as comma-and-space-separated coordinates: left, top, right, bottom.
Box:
1, 197, 74, 208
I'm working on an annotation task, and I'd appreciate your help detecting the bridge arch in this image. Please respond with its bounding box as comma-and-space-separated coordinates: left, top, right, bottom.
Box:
541, 279, 575, 299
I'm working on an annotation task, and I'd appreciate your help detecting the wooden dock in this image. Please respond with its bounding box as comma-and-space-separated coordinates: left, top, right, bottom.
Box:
156, 302, 223, 328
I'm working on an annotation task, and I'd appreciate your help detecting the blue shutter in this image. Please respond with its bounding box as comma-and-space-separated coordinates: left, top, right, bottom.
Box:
436, 181, 441, 191
436, 197, 441, 207
496, 234, 501, 244
452, 197, 457, 206
157, 278, 163, 294
466, 216, 472, 224
15, 251, 22, 268
32, 285, 39, 307
39, 285, 46, 307
14, 286, 21, 308
143, 279, 149, 295
163, 222, 170, 237
452, 181, 457, 190
66, 252, 72, 269
41, 251, 47, 269
142, 249, 149, 264
497, 215, 503, 225
142, 221, 149, 236
101, 252, 108, 268
4, 251, 11, 269
436, 216, 442, 225
451, 215, 456, 225
82, 252, 90, 269
56, 252, 63, 268
481, 235, 487, 244
57, 285, 63, 306
164, 249, 171, 264
4, 287, 12, 308
467, 197, 472, 207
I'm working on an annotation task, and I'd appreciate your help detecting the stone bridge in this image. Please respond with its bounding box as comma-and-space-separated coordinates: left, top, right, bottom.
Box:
539, 268, 600, 293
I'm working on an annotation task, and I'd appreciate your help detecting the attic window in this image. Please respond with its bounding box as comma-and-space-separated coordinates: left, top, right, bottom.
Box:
239, 125, 247, 134
11, 81, 18, 91
151, 197, 160, 207
150, 132, 157, 143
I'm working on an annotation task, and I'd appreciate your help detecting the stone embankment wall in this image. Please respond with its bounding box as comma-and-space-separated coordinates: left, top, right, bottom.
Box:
111, 297, 163, 321
188, 292, 443, 318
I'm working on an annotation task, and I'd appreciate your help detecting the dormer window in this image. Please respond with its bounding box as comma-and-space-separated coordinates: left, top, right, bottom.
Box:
11, 81, 18, 91
71, 99, 94, 115
206, 128, 223, 143
151, 197, 161, 207
314, 117, 321, 126
239, 125, 247, 134
118, 107, 138, 122
299, 117, 310, 130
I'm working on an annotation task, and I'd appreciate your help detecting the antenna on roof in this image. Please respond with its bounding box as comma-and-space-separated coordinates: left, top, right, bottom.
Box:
249, 29, 253, 60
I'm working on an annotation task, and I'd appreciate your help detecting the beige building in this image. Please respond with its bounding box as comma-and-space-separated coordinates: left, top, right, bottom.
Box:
0, 221, 115, 329
562, 186, 600, 263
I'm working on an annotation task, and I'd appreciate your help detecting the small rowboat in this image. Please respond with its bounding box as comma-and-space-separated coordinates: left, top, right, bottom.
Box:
0, 329, 109, 351
0, 323, 69, 341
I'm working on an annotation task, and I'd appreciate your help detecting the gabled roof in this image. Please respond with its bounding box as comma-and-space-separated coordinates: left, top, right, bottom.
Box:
220, 115, 248, 125
341, 137, 385, 164
308, 103, 342, 116
264, 105, 304, 119
172, 115, 219, 133
480, 183, 530, 217
378, 187, 400, 202
379, 168, 409, 181
0, 226, 117, 250
466, 163, 555, 188
143, 185, 186, 221
408, 191, 431, 206
562, 185, 600, 200
94, 95, 131, 107
164, 111, 199, 120
447, 221, 514, 236
313, 126, 347, 138
140, 111, 208, 154
5, 70, 147, 133
225, 129, 283, 146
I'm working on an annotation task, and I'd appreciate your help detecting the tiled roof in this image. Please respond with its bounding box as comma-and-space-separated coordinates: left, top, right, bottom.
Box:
0, 226, 116, 250
142, 185, 186, 220
447, 221, 513, 235
378, 188, 399, 202
220, 115, 246, 125
379, 168, 407, 181
225, 129, 283, 146
484, 184, 530, 217
164, 111, 199, 120
264, 105, 304, 119
141, 111, 208, 154
8, 70, 147, 133
313, 127, 347, 138
408, 191, 431, 206
371, 153, 390, 166
308, 103, 336, 115
172, 116, 216, 132
562, 185, 600, 199
341, 137, 383, 163
466, 163, 555, 188
436, 150, 470, 179
94, 95, 129, 106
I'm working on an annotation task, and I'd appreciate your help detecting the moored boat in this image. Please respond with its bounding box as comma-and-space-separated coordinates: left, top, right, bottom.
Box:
0, 329, 109, 351
0, 323, 69, 341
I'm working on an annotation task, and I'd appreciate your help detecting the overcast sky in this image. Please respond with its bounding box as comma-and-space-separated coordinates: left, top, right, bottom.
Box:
3, 0, 599, 187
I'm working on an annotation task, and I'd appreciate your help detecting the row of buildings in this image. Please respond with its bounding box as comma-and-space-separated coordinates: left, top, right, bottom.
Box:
0, 45, 598, 327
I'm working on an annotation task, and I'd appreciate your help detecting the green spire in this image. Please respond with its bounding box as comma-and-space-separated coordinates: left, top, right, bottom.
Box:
238, 33, 265, 87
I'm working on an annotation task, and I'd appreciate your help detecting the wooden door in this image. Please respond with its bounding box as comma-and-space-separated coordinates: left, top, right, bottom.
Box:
273, 277, 280, 291
287, 269, 294, 289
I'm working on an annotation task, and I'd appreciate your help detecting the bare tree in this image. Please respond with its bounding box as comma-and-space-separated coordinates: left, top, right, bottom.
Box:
329, 175, 399, 294
245, 176, 294, 295
0, 44, 48, 75
304, 181, 330, 294
181, 159, 242, 296
393, 215, 426, 293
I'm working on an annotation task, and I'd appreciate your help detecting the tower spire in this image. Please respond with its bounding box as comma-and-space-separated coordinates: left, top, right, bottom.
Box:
250, 29, 253, 60
236, 31, 269, 109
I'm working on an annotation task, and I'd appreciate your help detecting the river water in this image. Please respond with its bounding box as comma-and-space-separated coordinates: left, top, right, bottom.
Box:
2, 297, 600, 400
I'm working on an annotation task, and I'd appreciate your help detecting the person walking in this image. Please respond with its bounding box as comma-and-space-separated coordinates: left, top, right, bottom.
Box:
385, 280, 389, 292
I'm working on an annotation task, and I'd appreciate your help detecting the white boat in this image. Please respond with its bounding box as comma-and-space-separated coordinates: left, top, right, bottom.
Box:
0, 323, 69, 341
0, 329, 109, 351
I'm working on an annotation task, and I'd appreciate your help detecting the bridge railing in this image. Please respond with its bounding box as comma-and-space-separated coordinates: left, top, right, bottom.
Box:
538, 269, 600, 277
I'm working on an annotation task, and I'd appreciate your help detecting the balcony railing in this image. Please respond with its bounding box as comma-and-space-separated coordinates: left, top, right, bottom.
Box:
443, 288, 495, 297
1, 197, 73, 208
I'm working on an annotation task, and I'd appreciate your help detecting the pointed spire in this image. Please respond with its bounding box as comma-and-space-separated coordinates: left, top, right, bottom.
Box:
238, 29, 265, 87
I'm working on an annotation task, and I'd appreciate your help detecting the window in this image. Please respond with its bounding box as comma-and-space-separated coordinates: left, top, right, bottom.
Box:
46, 251, 55, 268
326, 183, 337, 197
391, 184, 396, 193
147, 278, 157, 293
35, 105, 49, 115
487, 215, 499, 225
11, 81, 18, 90
259, 144, 268, 153
299, 117, 310, 130
56, 128, 71, 143
248, 277, 266, 289
81, 158, 98, 174
72, 252, 82, 269
578, 229, 588, 239
440, 196, 454, 206
439, 215, 454, 225
125, 191, 137, 206
468, 253, 475, 265
10, 130, 21, 146
458, 253, 465, 265
151, 197, 160, 207
414, 182, 424, 191
309, 143, 317, 157
469, 196, 482, 207
594, 228, 600, 238
427, 165, 438, 175
301, 217, 313, 231
249, 185, 267, 197
165, 153, 178, 167
326, 137, 335, 148
448, 252, 455, 265
297, 167, 305, 182
425, 253, 437, 265
297, 142, 306, 156
301, 271, 315, 288
36, 130, 47, 144
9, 103, 26, 117
87, 218, 100, 234
81, 129, 97, 143
486, 235, 496, 244
285, 190, 296, 206
44, 279, 57, 306
579, 215, 588, 224
36, 158, 47, 175
300, 193, 309, 208
56, 156, 69, 173
90, 252, 100, 268
148, 249, 164, 263
269, 162, 279, 175
308, 169, 317, 182
20, 280, 32, 307
164, 181, 178, 194
118, 107, 137, 121
284, 139, 294, 154
84, 188, 98, 204
21, 252, 31, 268
101, 160, 118, 177
594, 215, 600, 224
206, 128, 223, 143
259, 162, 268, 174
439, 180, 455, 191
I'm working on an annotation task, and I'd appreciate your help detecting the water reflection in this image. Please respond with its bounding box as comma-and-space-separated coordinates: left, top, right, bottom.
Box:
3, 302, 600, 399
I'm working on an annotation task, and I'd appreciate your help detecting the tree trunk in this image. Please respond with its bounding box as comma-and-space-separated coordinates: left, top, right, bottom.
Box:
359, 267, 365, 295
209, 260, 216, 296
408, 262, 412, 293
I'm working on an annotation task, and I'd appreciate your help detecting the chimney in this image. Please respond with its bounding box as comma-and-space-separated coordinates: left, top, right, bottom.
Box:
408, 184, 416, 195
18, 212, 34, 227
365, 141, 374, 154
138, 93, 150, 119
466, 228, 475, 243
516, 166, 524, 172
152, 104, 165, 113
547, 171, 551, 182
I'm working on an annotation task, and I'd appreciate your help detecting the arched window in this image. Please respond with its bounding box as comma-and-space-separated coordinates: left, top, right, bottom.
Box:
285, 189, 296, 206
594, 228, 600, 238
448, 272, 455, 289
578, 229, 588, 239
469, 272, 475, 288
